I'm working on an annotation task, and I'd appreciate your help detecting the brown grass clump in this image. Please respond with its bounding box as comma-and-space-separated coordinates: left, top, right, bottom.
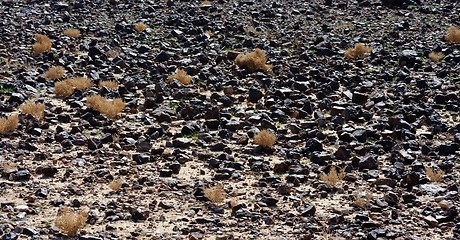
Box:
134, 22, 148, 32
68, 77, 93, 90
320, 167, 345, 188
0, 115, 19, 134
426, 167, 445, 182
55, 77, 93, 97
19, 101, 45, 120
44, 66, 65, 80
253, 129, 276, 147
235, 48, 272, 71
99, 80, 119, 90
445, 26, 460, 43
55, 81, 74, 97
167, 69, 193, 85
54, 207, 88, 236
353, 190, 372, 209
86, 95, 126, 119
203, 184, 226, 203
108, 178, 123, 191
63, 28, 81, 37
32, 34, 52, 55
344, 43, 372, 59
428, 52, 444, 62
1, 161, 18, 174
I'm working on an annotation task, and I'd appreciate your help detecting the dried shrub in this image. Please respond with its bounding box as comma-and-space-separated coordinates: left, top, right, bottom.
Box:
19, 101, 45, 120
445, 26, 460, 43
0, 161, 18, 174
68, 77, 93, 90
134, 22, 148, 32
55, 81, 74, 97
203, 184, 226, 203
63, 28, 81, 37
428, 52, 444, 62
167, 69, 192, 85
99, 80, 118, 90
253, 129, 276, 147
200, 0, 211, 6
0, 115, 19, 134
44, 66, 65, 80
109, 178, 123, 191
32, 34, 52, 55
54, 207, 88, 236
426, 167, 445, 182
320, 167, 345, 188
344, 43, 372, 59
87, 95, 126, 119
353, 190, 372, 208
235, 48, 272, 71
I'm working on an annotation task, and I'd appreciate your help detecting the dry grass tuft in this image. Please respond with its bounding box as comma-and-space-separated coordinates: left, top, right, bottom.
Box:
55, 77, 92, 97
32, 34, 52, 55
63, 28, 81, 37
1, 161, 18, 174
55, 81, 74, 97
353, 190, 372, 208
200, 0, 211, 6
134, 22, 148, 32
44, 66, 65, 80
19, 101, 45, 120
320, 167, 345, 188
344, 43, 372, 59
445, 26, 460, 43
87, 95, 126, 119
109, 178, 123, 191
99, 80, 119, 90
68, 77, 93, 90
253, 129, 276, 147
428, 52, 444, 62
235, 48, 272, 71
0, 115, 19, 134
203, 184, 226, 203
167, 69, 193, 85
426, 167, 445, 182
54, 207, 88, 236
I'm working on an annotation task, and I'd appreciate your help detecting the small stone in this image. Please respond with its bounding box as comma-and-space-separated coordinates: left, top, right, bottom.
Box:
423, 216, 438, 227
300, 205, 316, 217
261, 197, 278, 207
130, 209, 149, 221
173, 138, 192, 148
248, 88, 263, 103
159, 169, 173, 177
9, 170, 31, 181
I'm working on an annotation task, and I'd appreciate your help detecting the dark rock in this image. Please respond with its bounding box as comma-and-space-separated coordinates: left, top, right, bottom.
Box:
399, 49, 419, 67
423, 216, 438, 227
300, 205, 316, 217
173, 138, 192, 148
159, 169, 173, 177
35, 188, 48, 198
248, 88, 263, 103
352, 92, 368, 104
9, 170, 31, 181
383, 192, 398, 205
359, 156, 378, 170
130, 209, 149, 221
132, 153, 150, 164
303, 138, 323, 152
261, 197, 278, 207
156, 51, 170, 62
7, 93, 26, 105
419, 184, 446, 195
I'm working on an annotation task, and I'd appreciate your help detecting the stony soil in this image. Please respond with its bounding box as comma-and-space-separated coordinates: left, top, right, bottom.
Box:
1, 0, 460, 239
